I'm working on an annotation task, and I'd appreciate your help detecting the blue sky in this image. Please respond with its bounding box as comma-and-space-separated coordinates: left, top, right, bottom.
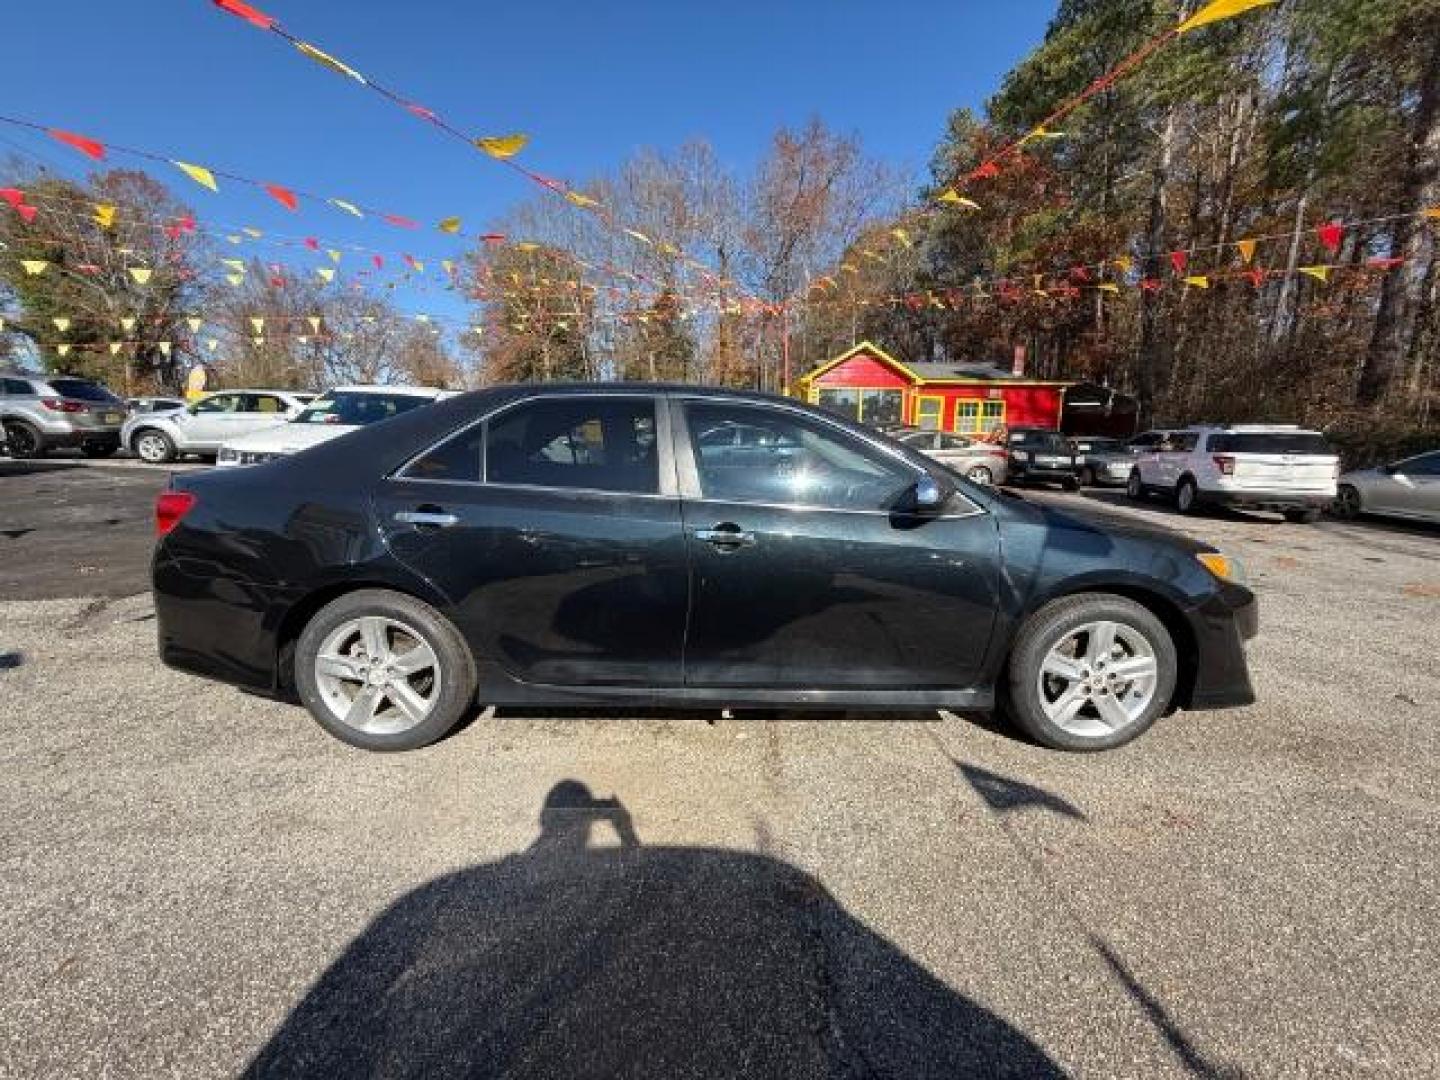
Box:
3, 1, 1055, 327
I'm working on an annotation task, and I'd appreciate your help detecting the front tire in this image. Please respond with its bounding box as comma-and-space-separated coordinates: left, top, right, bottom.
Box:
1126, 471, 1145, 501
1332, 485, 1361, 520
3, 421, 45, 459
965, 464, 993, 486
133, 429, 176, 464
1004, 593, 1177, 752
1175, 477, 1199, 514
294, 589, 477, 751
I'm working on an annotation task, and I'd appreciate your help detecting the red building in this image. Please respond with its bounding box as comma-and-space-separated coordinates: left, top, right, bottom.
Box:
794, 341, 1136, 438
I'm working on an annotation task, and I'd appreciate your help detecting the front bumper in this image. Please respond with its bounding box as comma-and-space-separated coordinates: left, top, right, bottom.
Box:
1198, 487, 1332, 511
1182, 582, 1258, 710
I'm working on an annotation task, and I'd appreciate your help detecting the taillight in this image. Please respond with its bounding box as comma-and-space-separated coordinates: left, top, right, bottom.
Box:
41, 397, 88, 413
155, 491, 197, 536
1212, 455, 1235, 476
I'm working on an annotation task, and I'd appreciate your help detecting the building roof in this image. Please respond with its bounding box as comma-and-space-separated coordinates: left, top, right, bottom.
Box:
904, 361, 1019, 381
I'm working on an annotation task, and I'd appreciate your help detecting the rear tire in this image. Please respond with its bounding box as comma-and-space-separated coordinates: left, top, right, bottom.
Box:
1175, 477, 1199, 514
1004, 593, 1177, 752
1126, 471, 1145, 501
3, 421, 45, 459
1333, 484, 1361, 520
294, 589, 477, 751
1283, 508, 1321, 524
133, 429, 176, 464
965, 464, 993, 486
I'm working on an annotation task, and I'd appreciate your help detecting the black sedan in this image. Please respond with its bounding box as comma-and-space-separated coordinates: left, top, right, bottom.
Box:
152, 384, 1257, 753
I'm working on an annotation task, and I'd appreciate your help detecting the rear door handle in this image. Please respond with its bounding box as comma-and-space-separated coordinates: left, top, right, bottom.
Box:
694, 523, 755, 550
394, 510, 459, 528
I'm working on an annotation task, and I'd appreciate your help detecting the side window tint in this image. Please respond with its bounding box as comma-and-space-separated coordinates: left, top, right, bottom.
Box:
3, 378, 33, 395
246, 394, 284, 413
684, 400, 914, 511
407, 427, 483, 483
194, 394, 237, 413
1403, 453, 1440, 477
485, 397, 658, 494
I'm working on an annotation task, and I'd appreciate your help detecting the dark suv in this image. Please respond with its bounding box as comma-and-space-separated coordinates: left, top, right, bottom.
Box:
1005, 427, 1079, 489
1, 371, 127, 458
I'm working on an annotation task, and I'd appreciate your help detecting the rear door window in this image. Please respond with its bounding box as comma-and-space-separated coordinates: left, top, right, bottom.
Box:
485, 397, 659, 495
1207, 433, 1332, 454
2, 378, 34, 395
47, 378, 119, 403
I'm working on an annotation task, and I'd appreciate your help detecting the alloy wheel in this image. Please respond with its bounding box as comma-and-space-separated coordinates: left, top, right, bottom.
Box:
1334, 485, 1361, 519
5, 423, 39, 458
966, 465, 993, 485
1035, 620, 1159, 738
312, 615, 442, 735
136, 433, 171, 463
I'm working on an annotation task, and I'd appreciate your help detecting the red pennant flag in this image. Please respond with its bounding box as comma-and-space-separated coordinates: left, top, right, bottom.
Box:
1367, 256, 1405, 270
372, 255, 384, 269
50, 130, 106, 161
383, 213, 418, 229
1317, 221, 1343, 254
1169, 250, 1188, 275
1069, 266, 1092, 282
971, 161, 1001, 180
1140, 277, 1164, 292
269, 275, 286, 287
264, 183, 299, 211
0, 188, 23, 207
212, 0, 275, 30
407, 103, 438, 122
304, 237, 319, 250
480, 233, 506, 244
15, 204, 37, 223
1244, 269, 1265, 288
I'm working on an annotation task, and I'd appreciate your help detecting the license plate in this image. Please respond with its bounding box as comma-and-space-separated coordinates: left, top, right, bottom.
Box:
104, 412, 123, 424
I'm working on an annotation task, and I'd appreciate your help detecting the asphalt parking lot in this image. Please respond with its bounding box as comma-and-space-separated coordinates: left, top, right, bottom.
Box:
2, 461, 1437, 1078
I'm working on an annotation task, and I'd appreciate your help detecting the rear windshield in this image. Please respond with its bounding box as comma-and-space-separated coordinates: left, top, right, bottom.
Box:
47, 378, 120, 403
292, 391, 432, 426
1207, 433, 1333, 455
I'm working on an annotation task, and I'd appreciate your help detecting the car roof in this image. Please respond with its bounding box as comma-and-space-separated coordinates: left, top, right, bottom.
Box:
323, 384, 449, 396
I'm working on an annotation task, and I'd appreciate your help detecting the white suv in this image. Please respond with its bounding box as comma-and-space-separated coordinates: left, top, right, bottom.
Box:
1127, 424, 1338, 523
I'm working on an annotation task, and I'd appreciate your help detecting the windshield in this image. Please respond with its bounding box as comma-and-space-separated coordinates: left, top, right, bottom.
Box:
1207, 432, 1333, 455
47, 378, 120, 403
291, 391, 432, 426
1009, 430, 1066, 450
1075, 438, 1123, 453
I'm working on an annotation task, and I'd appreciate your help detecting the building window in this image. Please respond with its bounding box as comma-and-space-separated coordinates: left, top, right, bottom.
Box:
955, 399, 1005, 435
814, 387, 902, 426
914, 395, 943, 430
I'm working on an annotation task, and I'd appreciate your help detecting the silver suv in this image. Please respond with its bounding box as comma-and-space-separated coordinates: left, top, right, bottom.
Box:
121, 389, 311, 464
1, 370, 128, 459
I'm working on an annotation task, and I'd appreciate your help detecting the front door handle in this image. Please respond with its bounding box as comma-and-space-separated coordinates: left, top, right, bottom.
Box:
394, 510, 459, 528
694, 522, 755, 550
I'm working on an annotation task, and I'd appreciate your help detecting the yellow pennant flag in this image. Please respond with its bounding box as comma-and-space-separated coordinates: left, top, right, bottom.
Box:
329, 198, 363, 218
514, 243, 539, 254
1098, 283, 1121, 294
316, 267, 335, 283
56, 344, 71, 357
416, 314, 430, 323
891, 228, 912, 248
1236, 238, 1257, 264
438, 216, 462, 234
227, 235, 243, 245
1299, 265, 1330, 283
1423, 207, 1440, 220
120, 317, 136, 331
1113, 255, 1134, 273
326, 249, 342, 263
250, 318, 265, 334
21, 260, 47, 275
441, 259, 455, 275
94, 204, 116, 228
252, 336, 264, 347
206, 338, 219, 352
565, 191, 600, 209
938, 189, 981, 210
474, 133, 528, 159
294, 40, 368, 83
187, 317, 202, 332
221, 258, 245, 273
173, 161, 218, 192
226, 274, 244, 286
296, 335, 309, 345
128, 267, 153, 285
109, 343, 122, 355
841, 262, 859, 275
1184, 275, 1210, 288
623, 229, 653, 245
243, 227, 263, 239
307, 316, 322, 332
157, 341, 172, 357
1177, 0, 1278, 34
53, 317, 71, 332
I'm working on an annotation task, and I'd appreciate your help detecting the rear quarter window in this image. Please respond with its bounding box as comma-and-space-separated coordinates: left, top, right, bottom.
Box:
1207, 433, 1333, 454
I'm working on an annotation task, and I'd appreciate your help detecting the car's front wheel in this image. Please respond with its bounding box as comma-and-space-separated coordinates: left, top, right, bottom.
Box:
1004, 593, 1178, 751
133, 429, 176, 464
1175, 477, 1199, 514
294, 589, 478, 751
1332, 485, 1362, 520
1126, 471, 1145, 501
965, 464, 994, 485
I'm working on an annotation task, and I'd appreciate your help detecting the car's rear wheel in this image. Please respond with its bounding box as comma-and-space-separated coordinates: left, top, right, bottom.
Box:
133, 429, 176, 464
1332, 484, 1361, 520
1004, 593, 1177, 751
3, 421, 44, 459
1126, 471, 1145, 501
1175, 477, 1199, 514
965, 464, 993, 485
294, 589, 477, 751
1283, 508, 1321, 524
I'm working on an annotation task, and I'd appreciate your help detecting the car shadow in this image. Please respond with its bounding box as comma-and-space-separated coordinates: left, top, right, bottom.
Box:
242, 780, 1066, 1079
1075, 488, 1279, 525
0, 460, 83, 477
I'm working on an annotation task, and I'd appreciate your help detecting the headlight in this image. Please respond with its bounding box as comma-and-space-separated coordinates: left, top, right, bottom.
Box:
1012, 450, 1030, 461
1196, 552, 1247, 585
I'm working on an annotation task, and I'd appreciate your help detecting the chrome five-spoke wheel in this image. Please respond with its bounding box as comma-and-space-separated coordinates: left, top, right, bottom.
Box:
313, 615, 442, 735
1036, 620, 1158, 738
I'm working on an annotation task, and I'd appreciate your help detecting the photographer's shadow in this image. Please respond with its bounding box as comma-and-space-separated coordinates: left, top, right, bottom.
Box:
245, 781, 1063, 1078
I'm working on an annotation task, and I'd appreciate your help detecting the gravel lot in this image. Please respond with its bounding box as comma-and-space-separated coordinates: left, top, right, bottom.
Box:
1, 461, 1437, 1078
